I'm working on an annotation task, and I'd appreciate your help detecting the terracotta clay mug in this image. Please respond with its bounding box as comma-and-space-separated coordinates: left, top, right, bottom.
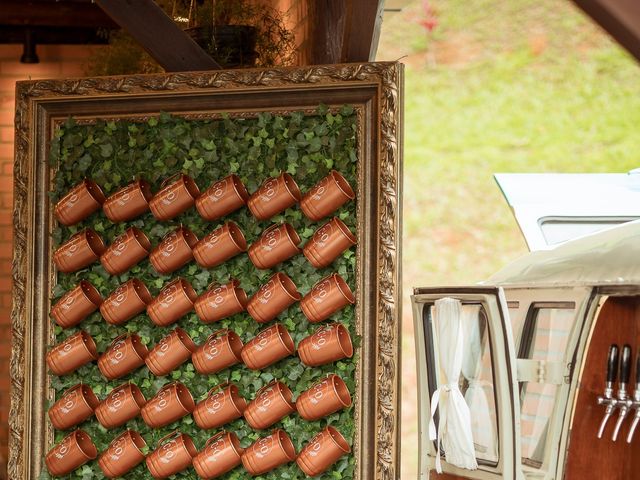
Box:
194, 279, 247, 323
53, 228, 105, 273
47, 330, 98, 376
97, 333, 149, 380
298, 323, 354, 367
196, 174, 249, 221
296, 426, 351, 477
98, 429, 148, 479
55, 178, 106, 226
191, 329, 243, 374
300, 170, 355, 221
192, 431, 244, 480
300, 273, 355, 323
244, 380, 296, 430
145, 327, 197, 376
241, 323, 295, 370
192, 221, 247, 268
241, 429, 296, 475
146, 432, 197, 479
247, 172, 302, 220
48, 383, 100, 431
103, 178, 153, 222
45, 429, 98, 477
147, 278, 197, 327
149, 173, 200, 221
140, 382, 196, 428
248, 223, 301, 270
303, 217, 357, 269
192, 382, 247, 430
51, 280, 103, 329
100, 227, 152, 275
95, 382, 146, 429
149, 225, 198, 275
100, 278, 153, 326
141, 382, 195, 428
246, 272, 301, 323
296, 374, 352, 421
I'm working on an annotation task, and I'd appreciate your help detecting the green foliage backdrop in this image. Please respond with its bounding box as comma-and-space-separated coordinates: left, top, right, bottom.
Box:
45, 106, 358, 480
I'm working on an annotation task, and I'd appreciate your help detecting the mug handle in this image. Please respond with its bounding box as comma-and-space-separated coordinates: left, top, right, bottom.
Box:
59, 382, 84, 398
162, 277, 184, 291
205, 381, 231, 398
160, 172, 184, 188
156, 381, 179, 396
207, 329, 230, 341
204, 431, 228, 449
157, 429, 182, 446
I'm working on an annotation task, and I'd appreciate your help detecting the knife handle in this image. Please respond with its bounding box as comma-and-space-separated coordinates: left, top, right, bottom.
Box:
607, 344, 619, 383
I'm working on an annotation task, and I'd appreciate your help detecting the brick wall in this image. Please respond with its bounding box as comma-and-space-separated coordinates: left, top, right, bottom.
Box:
0, 44, 98, 480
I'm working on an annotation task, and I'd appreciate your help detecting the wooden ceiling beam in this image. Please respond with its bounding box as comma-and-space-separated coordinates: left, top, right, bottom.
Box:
0, 1, 117, 28
572, 0, 640, 62
342, 0, 385, 62
95, 0, 222, 72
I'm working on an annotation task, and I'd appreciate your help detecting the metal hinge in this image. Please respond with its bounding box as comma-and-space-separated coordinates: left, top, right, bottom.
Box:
517, 358, 568, 385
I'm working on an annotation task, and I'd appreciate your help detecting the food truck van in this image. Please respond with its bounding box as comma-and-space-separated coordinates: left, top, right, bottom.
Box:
411, 173, 640, 479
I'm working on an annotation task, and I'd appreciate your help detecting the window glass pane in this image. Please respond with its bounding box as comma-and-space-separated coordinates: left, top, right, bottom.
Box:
427, 304, 500, 465
539, 217, 636, 246
520, 307, 574, 467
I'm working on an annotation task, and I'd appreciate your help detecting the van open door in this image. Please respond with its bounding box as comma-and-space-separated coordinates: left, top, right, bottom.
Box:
411, 287, 523, 480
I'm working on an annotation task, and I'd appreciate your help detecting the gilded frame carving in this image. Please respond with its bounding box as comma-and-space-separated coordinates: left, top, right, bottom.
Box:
10, 62, 403, 480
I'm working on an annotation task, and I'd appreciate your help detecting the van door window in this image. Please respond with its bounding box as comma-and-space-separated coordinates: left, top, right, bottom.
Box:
518, 305, 575, 468
425, 303, 500, 465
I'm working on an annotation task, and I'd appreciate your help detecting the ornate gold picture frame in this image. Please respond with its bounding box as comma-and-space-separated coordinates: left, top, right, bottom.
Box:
10, 62, 402, 480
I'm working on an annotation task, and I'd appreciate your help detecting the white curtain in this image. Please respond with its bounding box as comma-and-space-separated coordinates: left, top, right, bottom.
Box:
460, 305, 498, 461
428, 297, 478, 472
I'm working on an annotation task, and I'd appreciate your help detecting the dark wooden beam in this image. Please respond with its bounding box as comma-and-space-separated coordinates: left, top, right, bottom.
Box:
0, 1, 117, 29
308, 0, 385, 65
342, 0, 385, 62
572, 0, 640, 62
95, 0, 222, 72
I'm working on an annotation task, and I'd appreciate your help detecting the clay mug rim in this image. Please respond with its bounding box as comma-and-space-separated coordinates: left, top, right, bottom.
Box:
78, 330, 99, 360
330, 273, 356, 305
80, 178, 107, 205
228, 173, 250, 202
280, 172, 302, 202
273, 323, 296, 355
328, 170, 355, 200
78, 280, 104, 308
273, 429, 297, 462
129, 278, 153, 305
82, 228, 107, 257
323, 426, 351, 454
331, 323, 354, 358
225, 221, 248, 252
274, 272, 302, 302
126, 226, 153, 253
173, 326, 198, 353
71, 429, 99, 460
326, 374, 352, 408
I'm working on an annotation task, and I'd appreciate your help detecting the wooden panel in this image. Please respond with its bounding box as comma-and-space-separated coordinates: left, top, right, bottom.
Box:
564, 296, 640, 479
430, 472, 473, 480
0, 1, 117, 28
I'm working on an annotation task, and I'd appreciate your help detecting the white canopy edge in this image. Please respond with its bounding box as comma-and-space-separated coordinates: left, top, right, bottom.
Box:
487, 219, 640, 288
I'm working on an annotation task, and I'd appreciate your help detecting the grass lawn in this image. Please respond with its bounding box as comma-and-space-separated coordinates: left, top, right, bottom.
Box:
376, 0, 640, 477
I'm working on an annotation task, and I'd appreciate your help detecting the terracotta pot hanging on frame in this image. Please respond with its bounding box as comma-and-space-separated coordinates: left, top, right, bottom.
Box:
100, 278, 153, 326
241, 429, 296, 476
192, 431, 244, 480
51, 280, 103, 329
53, 228, 105, 273
149, 225, 198, 275
191, 329, 243, 374
243, 379, 296, 430
100, 227, 152, 275
146, 278, 197, 327
45, 429, 98, 477
300, 170, 355, 221
246, 272, 301, 323
48, 383, 100, 431
46, 330, 98, 376
194, 278, 247, 324
195, 173, 249, 221
54, 178, 106, 226
192, 221, 247, 268
95, 382, 147, 429
247, 222, 301, 269
149, 173, 200, 221
145, 327, 197, 376
97, 333, 149, 380
297, 323, 354, 367
240, 323, 295, 370
146, 431, 197, 479
247, 172, 301, 220
300, 273, 355, 323
192, 382, 247, 430
98, 429, 148, 479
296, 426, 351, 477
296, 373, 352, 421
103, 178, 153, 223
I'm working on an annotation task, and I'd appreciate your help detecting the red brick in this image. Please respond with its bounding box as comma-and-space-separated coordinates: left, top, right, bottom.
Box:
2, 162, 12, 176
0, 110, 14, 128
0, 177, 11, 193
0, 127, 12, 143
0, 278, 11, 292
0, 61, 61, 77
0, 246, 12, 259
0, 45, 22, 58
0, 77, 21, 94
60, 62, 88, 77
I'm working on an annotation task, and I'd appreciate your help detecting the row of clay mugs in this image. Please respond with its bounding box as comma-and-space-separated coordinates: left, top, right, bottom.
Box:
50, 372, 350, 438
45, 319, 353, 381
52, 269, 354, 332
54, 169, 355, 228
53, 209, 356, 275
45, 425, 350, 479
48, 376, 346, 448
